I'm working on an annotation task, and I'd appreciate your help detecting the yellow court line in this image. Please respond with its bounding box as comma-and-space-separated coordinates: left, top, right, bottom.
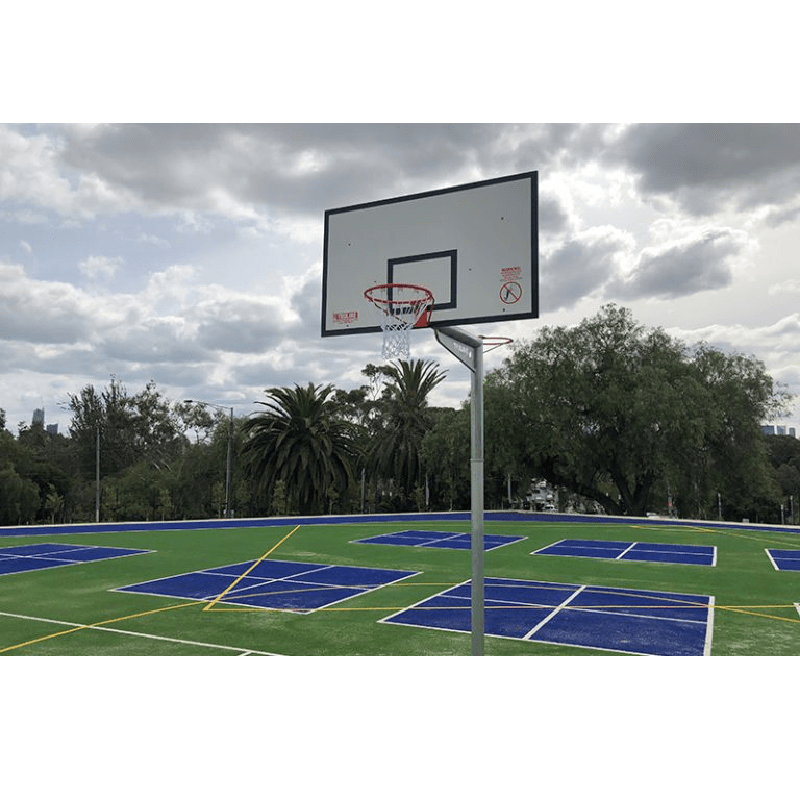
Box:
202, 524, 301, 611
714, 606, 800, 624
0, 599, 205, 655
628, 522, 800, 550
203, 602, 800, 617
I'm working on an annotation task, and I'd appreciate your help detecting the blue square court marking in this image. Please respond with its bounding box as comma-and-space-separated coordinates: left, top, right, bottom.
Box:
532, 539, 716, 566
380, 577, 715, 656
115, 559, 419, 613
766, 549, 800, 571
354, 529, 525, 551
0, 543, 152, 576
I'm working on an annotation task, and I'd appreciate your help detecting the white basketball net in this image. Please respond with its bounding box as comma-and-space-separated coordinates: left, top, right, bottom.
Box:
364, 284, 433, 360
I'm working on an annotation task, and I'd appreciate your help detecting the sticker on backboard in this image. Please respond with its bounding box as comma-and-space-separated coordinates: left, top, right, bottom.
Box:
500, 281, 522, 304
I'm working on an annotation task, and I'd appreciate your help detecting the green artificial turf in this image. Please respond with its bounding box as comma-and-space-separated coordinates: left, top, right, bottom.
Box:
1, 517, 798, 655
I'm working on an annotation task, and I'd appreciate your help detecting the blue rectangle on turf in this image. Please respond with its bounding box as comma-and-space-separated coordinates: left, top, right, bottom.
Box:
570, 586, 710, 621
381, 577, 713, 656
306, 564, 412, 586
222, 580, 364, 610
396, 605, 473, 633
47, 546, 147, 562
560, 539, 632, 549
535, 539, 715, 566
204, 560, 330, 580
422, 538, 473, 550
768, 549, 800, 570
631, 542, 713, 554
356, 533, 433, 545
0, 544, 151, 575
486, 605, 557, 638
0, 556, 63, 575
532, 607, 708, 656
485, 581, 577, 608
0, 542, 88, 556
117, 559, 418, 612
356, 530, 523, 551
484, 535, 525, 548
121, 571, 243, 600
622, 550, 714, 566
537, 543, 627, 558
413, 591, 472, 609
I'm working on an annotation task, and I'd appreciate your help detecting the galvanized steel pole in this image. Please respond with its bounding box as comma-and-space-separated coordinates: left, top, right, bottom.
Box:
470, 339, 484, 655
435, 326, 484, 655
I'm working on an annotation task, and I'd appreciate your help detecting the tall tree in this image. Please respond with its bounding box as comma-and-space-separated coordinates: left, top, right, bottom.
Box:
366, 359, 447, 503
420, 405, 470, 510
68, 378, 186, 479
241, 383, 360, 515
487, 305, 788, 517
68, 377, 134, 479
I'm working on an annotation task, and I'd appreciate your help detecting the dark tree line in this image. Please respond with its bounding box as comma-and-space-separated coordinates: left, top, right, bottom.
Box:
1, 306, 796, 526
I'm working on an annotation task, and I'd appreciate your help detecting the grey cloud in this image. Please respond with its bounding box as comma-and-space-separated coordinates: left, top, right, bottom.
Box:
542, 227, 631, 311
538, 191, 572, 235
44, 124, 583, 224
607, 124, 800, 216
194, 297, 303, 354
51, 124, 511, 220
609, 229, 746, 301
100, 320, 207, 364
0, 271, 92, 344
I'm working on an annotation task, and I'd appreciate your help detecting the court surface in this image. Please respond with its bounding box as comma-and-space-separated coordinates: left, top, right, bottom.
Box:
381, 576, 714, 656
354, 529, 525, 551
766, 549, 800, 571
0, 542, 152, 575
533, 539, 716, 566
115, 558, 419, 613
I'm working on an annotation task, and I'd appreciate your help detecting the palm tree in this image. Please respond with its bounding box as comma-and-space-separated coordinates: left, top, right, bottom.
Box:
241, 383, 360, 515
368, 359, 447, 501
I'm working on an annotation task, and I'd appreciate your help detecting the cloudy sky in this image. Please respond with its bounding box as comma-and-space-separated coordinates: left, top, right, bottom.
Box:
2, 122, 800, 435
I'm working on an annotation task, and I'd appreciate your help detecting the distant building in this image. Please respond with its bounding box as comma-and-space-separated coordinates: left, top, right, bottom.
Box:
761, 424, 798, 439
32, 408, 45, 425
46, 423, 58, 436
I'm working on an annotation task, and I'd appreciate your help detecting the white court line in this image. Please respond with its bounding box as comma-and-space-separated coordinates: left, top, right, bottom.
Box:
0, 610, 281, 655
704, 596, 716, 656
522, 585, 587, 640
616, 542, 638, 559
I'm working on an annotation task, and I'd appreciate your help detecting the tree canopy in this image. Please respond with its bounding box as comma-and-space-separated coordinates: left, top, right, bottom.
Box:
241, 382, 360, 515
486, 305, 790, 517
0, 308, 795, 525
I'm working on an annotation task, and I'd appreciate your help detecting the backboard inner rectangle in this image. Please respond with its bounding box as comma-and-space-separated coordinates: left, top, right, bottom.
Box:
388, 250, 456, 310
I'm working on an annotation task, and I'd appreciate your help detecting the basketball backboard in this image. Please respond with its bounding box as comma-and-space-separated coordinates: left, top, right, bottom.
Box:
321, 171, 538, 337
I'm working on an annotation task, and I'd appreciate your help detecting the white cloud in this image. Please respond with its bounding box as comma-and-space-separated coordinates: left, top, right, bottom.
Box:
768, 278, 800, 295
79, 254, 123, 279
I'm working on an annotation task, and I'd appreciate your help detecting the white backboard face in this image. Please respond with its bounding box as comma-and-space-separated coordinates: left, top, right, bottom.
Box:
321, 171, 538, 336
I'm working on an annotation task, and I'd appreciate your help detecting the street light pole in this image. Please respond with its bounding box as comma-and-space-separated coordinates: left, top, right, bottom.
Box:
186, 399, 234, 519
96, 424, 100, 523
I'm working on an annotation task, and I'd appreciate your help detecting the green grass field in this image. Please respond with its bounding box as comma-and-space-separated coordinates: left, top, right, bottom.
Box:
2, 516, 799, 656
